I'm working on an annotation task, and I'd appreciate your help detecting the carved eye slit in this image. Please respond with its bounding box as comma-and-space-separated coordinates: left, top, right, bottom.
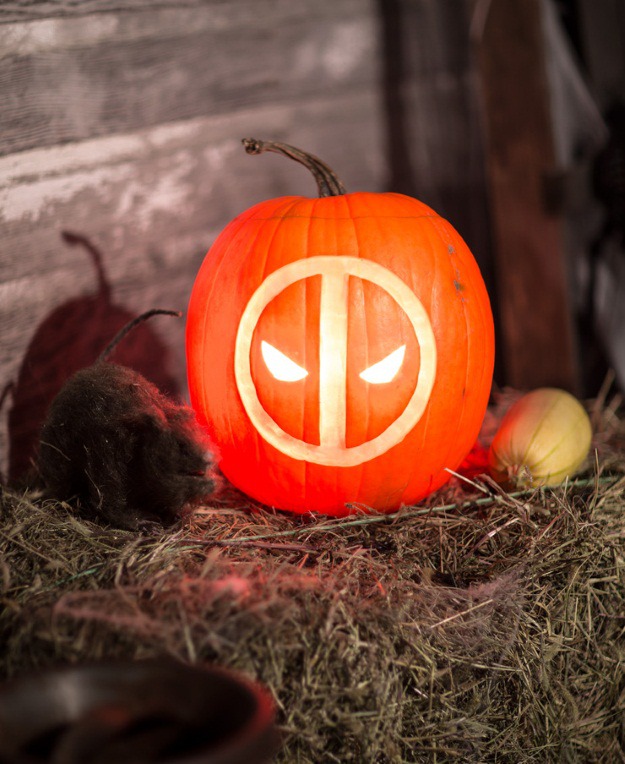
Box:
359, 345, 406, 384
261, 341, 308, 382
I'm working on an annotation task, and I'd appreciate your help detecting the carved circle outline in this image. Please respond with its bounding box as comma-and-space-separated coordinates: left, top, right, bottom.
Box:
234, 256, 437, 466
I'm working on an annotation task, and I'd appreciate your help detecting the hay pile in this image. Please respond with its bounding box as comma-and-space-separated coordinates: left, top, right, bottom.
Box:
1, 394, 625, 763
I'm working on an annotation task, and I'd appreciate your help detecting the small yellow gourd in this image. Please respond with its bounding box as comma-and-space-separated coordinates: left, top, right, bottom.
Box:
488, 388, 592, 487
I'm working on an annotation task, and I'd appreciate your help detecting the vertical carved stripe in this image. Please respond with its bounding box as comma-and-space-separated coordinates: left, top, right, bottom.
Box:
318, 270, 349, 448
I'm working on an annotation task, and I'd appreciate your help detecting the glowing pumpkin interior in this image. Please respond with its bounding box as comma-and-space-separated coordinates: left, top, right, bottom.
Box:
186, 140, 495, 515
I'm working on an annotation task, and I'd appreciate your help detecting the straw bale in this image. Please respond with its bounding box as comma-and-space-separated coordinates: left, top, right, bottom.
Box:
1, 392, 625, 762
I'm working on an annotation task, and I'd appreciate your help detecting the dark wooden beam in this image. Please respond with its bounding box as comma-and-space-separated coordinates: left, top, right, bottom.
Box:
477, 0, 580, 393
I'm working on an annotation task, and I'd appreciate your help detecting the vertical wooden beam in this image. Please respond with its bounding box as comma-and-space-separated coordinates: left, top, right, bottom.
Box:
477, 0, 580, 392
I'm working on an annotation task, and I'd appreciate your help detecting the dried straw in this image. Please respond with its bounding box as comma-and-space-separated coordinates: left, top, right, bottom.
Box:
1, 394, 625, 762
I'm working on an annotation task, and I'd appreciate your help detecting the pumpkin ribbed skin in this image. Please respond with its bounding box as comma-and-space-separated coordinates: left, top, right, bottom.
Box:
187, 191, 494, 515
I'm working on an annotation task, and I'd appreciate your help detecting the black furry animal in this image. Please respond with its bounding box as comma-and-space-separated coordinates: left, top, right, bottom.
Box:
37, 311, 216, 529
8, 232, 181, 484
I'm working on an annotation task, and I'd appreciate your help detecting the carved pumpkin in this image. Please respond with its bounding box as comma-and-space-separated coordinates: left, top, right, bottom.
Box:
187, 140, 495, 515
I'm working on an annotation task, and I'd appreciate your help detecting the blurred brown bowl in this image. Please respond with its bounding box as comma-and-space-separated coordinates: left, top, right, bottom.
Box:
0, 659, 278, 764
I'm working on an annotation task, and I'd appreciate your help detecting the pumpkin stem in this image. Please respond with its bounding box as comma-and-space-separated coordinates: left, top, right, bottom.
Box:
242, 138, 346, 198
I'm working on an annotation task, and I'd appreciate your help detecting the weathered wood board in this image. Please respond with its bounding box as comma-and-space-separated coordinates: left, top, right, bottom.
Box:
0, 1, 380, 156
0, 0, 493, 482
0, 0, 386, 480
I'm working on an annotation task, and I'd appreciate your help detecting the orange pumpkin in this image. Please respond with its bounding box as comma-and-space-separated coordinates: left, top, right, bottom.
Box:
187, 139, 495, 515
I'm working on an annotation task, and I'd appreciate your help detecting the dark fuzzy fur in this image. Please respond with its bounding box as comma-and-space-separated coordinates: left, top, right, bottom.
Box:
38, 362, 215, 529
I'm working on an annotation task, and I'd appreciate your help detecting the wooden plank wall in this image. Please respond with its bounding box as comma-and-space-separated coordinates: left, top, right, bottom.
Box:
0, 0, 488, 482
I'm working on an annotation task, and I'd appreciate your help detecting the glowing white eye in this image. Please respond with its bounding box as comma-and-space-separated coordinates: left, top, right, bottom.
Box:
359, 345, 406, 384
261, 341, 308, 382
